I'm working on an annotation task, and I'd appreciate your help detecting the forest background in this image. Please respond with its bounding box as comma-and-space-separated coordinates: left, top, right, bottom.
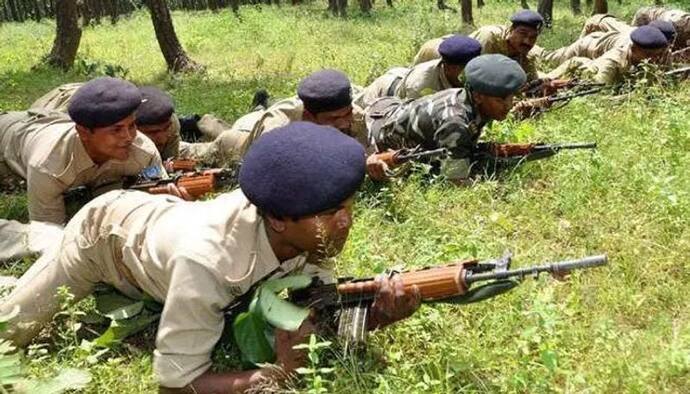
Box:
0, 0, 689, 392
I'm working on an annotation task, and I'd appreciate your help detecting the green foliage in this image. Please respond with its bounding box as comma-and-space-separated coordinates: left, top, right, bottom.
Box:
1, 0, 689, 392
233, 275, 311, 365
294, 335, 335, 394
0, 306, 91, 393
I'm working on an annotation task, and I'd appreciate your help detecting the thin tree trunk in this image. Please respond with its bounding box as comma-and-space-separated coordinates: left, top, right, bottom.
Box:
477, 0, 484, 8
592, 0, 606, 14
437, 0, 456, 12
32, 0, 42, 21
460, 0, 473, 25
144, 0, 201, 72
537, 0, 552, 28
386, 0, 392, 6
46, 0, 82, 70
7, 0, 23, 22
570, 0, 581, 15
360, 0, 371, 14
336, 0, 346, 17
521, 0, 529, 10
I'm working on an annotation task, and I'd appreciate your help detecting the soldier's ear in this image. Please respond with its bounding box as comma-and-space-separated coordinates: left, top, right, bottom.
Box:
265, 214, 288, 233
75, 124, 94, 143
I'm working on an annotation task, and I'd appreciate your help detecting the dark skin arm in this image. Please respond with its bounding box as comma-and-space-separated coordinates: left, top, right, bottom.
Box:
159, 277, 420, 393
159, 320, 314, 394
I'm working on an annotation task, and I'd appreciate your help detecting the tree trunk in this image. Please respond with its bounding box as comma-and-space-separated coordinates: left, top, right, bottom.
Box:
144, 0, 201, 72
537, 0, 552, 28
386, 0, 392, 7
7, 0, 23, 22
437, 0, 456, 12
360, 0, 371, 13
592, 0, 606, 14
477, 0, 484, 8
46, 0, 82, 70
333, 0, 346, 17
32, 0, 43, 21
521, 0, 529, 10
570, 0, 581, 15
460, 0, 473, 25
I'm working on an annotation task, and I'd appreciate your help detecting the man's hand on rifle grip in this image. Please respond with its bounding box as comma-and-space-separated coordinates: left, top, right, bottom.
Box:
367, 274, 421, 330
366, 153, 392, 181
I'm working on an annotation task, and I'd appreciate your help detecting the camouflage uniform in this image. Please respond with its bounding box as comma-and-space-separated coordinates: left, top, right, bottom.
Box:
580, 14, 634, 38
543, 31, 630, 66
412, 27, 543, 82
366, 89, 486, 181
632, 7, 690, 50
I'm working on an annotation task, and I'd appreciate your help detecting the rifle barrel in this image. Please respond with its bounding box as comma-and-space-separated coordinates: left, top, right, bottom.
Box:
541, 142, 597, 151
464, 255, 608, 284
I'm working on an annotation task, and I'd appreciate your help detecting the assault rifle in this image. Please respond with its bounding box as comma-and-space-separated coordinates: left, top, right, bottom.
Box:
665, 64, 690, 78
126, 167, 238, 199
63, 167, 238, 216
376, 146, 449, 168
671, 47, 690, 64
513, 83, 606, 119
291, 253, 607, 345
471, 141, 597, 176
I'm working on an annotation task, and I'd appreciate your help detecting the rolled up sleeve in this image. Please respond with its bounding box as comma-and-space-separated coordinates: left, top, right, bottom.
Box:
154, 257, 231, 388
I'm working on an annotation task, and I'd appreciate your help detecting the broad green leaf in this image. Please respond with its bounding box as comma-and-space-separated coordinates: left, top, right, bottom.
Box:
95, 292, 139, 315
257, 286, 309, 331
93, 312, 160, 347
255, 275, 311, 331
17, 368, 91, 394
232, 303, 275, 365
261, 275, 312, 293
104, 301, 144, 321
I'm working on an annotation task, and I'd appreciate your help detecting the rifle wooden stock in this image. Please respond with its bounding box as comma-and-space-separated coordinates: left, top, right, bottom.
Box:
336, 261, 475, 301
165, 159, 198, 172
146, 173, 215, 199
141, 168, 234, 199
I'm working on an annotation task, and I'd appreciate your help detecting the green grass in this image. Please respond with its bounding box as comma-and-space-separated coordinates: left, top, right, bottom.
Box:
2, 0, 690, 392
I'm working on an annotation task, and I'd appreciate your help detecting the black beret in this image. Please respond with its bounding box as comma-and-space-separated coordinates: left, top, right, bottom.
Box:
297, 69, 352, 114
136, 86, 175, 126
630, 26, 668, 49
465, 54, 526, 97
239, 121, 365, 218
648, 20, 676, 42
68, 77, 142, 128
439, 35, 482, 65
510, 10, 544, 30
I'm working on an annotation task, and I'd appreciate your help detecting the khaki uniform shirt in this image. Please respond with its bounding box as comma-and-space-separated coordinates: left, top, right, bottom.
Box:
240, 96, 305, 156
398, 59, 454, 100
470, 25, 541, 81
544, 31, 631, 66
65, 189, 329, 387
0, 110, 164, 224
412, 27, 542, 81
353, 67, 411, 110
581, 14, 634, 38
30, 82, 181, 161
242, 88, 369, 155
632, 7, 690, 51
